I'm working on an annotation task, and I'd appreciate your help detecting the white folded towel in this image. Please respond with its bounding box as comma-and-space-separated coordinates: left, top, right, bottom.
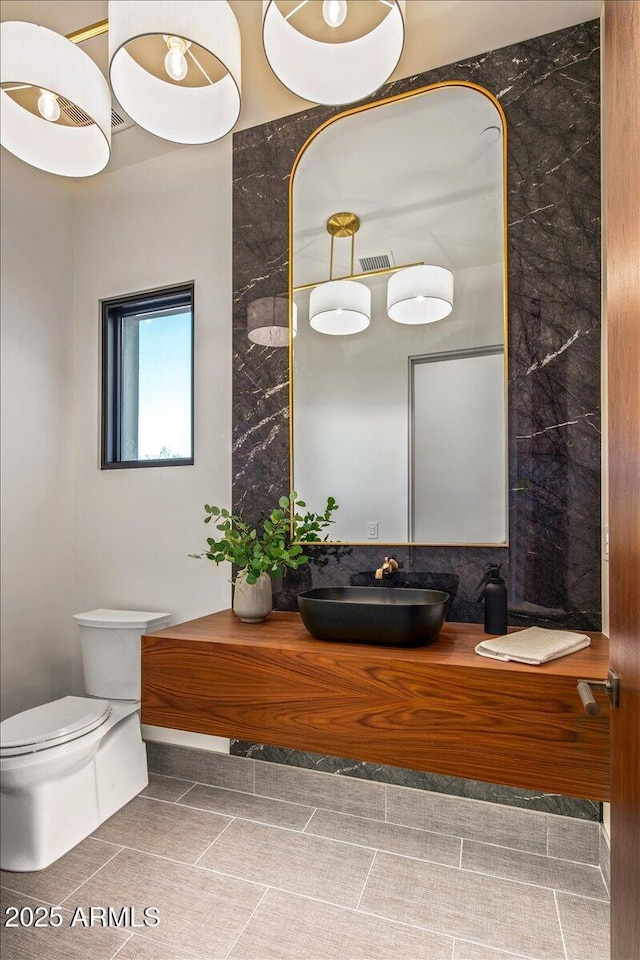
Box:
475, 626, 591, 665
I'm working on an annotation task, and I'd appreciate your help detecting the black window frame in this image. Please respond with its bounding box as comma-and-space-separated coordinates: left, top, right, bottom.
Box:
101, 282, 195, 470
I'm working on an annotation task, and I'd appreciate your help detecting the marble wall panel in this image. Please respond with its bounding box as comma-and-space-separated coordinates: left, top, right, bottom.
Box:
230, 21, 601, 817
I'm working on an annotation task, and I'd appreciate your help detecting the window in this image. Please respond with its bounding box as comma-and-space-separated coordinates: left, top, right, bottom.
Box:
101, 283, 194, 469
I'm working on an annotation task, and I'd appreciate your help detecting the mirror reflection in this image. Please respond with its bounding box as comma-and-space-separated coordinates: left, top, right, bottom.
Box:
291, 83, 507, 545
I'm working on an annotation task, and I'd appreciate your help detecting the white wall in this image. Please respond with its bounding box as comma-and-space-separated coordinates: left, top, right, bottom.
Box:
71, 141, 233, 691
0, 151, 76, 719
0, 142, 233, 746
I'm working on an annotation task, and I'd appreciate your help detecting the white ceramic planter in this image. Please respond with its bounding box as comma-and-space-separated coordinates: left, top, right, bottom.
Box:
233, 571, 273, 623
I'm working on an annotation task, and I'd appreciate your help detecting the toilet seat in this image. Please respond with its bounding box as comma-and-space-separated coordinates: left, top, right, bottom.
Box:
0, 696, 111, 757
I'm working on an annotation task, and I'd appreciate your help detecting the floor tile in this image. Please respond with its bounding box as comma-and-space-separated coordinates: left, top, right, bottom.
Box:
0, 838, 121, 906
68, 848, 265, 959
453, 941, 530, 960
199, 819, 374, 907
556, 892, 610, 960
115, 934, 207, 959
140, 773, 195, 803
229, 887, 453, 960
178, 782, 314, 830
462, 839, 609, 900
0, 888, 127, 960
547, 816, 600, 865
91, 796, 231, 864
147, 743, 255, 793
359, 851, 565, 959
255, 761, 385, 820
386, 786, 548, 854
305, 808, 461, 866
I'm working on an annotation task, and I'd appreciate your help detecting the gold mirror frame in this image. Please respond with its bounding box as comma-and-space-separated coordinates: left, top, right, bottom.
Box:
288, 80, 509, 547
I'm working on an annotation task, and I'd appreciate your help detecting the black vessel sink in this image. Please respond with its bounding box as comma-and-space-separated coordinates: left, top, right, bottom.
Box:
297, 587, 450, 648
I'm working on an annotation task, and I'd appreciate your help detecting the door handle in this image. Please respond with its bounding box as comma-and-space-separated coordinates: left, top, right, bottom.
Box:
577, 668, 619, 715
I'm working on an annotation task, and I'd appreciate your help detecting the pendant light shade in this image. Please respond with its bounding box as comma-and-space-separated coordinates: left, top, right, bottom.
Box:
387, 265, 454, 324
0, 21, 111, 177
310, 280, 371, 335
108, 0, 241, 144
248, 297, 297, 347
262, 0, 406, 106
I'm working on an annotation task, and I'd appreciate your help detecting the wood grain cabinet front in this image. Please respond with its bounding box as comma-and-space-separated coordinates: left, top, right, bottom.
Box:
141, 611, 610, 801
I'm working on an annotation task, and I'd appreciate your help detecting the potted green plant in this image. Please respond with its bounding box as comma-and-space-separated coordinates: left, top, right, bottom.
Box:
192, 492, 338, 622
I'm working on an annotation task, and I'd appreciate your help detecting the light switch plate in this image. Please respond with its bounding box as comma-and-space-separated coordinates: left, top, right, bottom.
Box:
367, 521, 379, 540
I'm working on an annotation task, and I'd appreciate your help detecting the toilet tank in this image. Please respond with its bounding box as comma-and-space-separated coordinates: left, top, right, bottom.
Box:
73, 609, 171, 701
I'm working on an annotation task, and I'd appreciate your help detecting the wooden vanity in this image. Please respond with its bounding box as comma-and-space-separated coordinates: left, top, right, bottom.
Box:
141, 611, 610, 801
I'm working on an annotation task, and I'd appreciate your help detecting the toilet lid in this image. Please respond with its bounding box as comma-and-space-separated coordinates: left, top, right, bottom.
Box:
0, 696, 111, 754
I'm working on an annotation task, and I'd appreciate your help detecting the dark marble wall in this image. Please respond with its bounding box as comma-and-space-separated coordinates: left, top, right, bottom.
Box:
231, 21, 601, 818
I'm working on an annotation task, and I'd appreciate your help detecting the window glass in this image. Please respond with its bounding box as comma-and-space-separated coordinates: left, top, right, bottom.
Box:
101, 285, 194, 469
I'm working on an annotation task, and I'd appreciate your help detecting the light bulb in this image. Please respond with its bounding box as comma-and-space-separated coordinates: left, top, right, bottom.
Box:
37, 89, 60, 123
164, 37, 188, 82
322, 0, 348, 28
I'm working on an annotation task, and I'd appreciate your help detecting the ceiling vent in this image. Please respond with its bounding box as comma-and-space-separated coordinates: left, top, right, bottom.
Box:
110, 102, 135, 134
359, 252, 395, 273
58, 96, 135, 134
59, 95, 92, 127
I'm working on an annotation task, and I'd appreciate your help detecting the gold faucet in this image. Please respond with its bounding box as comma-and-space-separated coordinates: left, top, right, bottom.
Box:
375, 557, 399, 580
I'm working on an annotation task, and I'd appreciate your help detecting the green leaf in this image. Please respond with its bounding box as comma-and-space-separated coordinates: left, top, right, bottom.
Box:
278, 496, 289, 509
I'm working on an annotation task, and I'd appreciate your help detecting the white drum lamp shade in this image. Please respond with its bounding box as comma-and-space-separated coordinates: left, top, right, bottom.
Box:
109, 0, 241, 144
0, 21, 111, 177
387, 265, 454, 324
247, 297, 296, 347
262, 0, 406, 106
310, 280, 371, 335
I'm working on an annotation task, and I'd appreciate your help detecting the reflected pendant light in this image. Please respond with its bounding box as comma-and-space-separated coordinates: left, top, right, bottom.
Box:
387, 264, 454, 324
0, 21, 111, 177
262, 0, 406, 106
108, 0, 241, 144
247, 297, 297, 347
309, 211, 371, 335
310, 279, 371, 335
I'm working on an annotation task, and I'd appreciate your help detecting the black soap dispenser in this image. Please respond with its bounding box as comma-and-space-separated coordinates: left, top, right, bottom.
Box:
476, 563, 508, 635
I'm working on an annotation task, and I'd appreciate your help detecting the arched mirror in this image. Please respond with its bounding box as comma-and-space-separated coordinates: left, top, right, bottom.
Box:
290, 82, 508, 545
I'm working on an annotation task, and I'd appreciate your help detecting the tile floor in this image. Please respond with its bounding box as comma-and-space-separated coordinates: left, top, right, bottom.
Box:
0, 772, 610, 960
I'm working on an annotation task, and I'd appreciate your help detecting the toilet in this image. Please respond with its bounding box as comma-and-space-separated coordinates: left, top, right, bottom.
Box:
0, 609, 170, 872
